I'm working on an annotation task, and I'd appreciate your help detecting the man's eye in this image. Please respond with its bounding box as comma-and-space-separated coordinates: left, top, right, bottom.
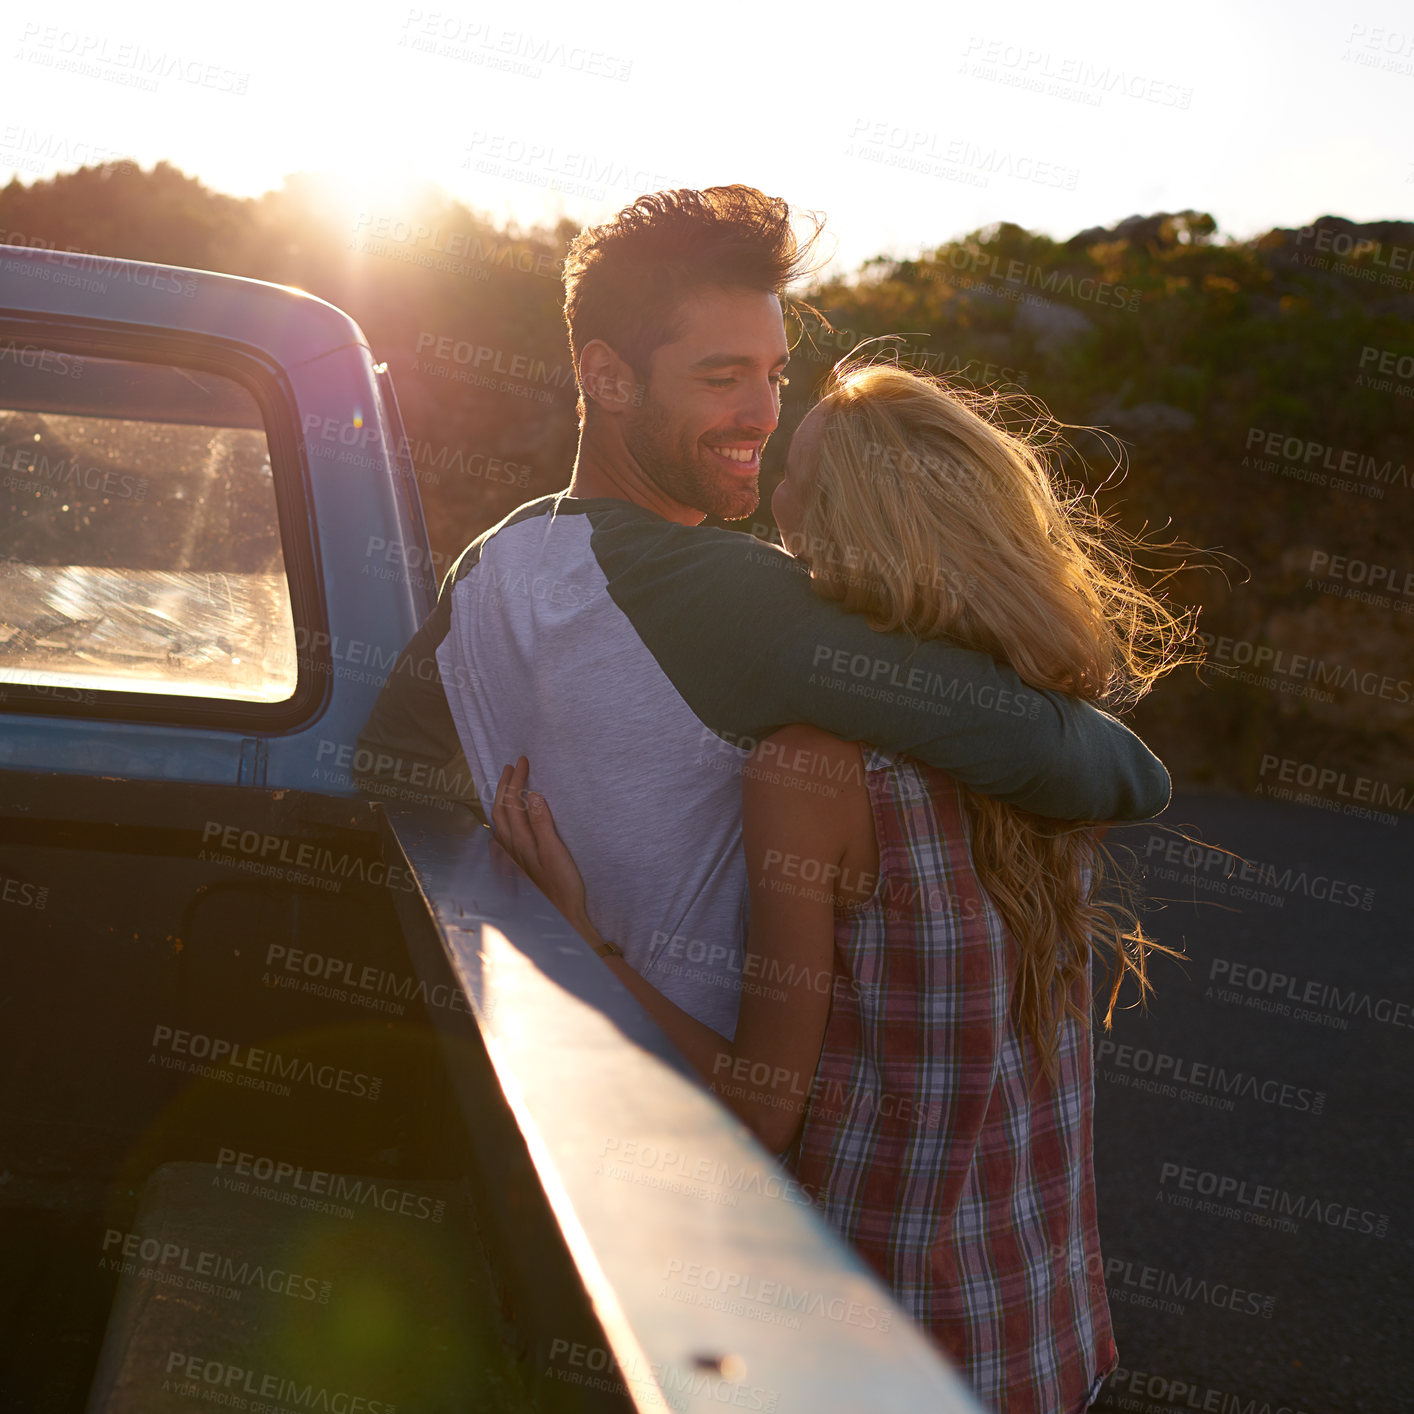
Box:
703, 373, 789, 389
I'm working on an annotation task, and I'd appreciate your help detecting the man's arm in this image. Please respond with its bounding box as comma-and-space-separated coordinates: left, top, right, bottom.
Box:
351, 532, 491, 819
589, 508, 1170, 821
351, 604, 487, 820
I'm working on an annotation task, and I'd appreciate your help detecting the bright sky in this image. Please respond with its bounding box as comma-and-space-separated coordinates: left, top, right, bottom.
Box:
3, 0, 1411, 279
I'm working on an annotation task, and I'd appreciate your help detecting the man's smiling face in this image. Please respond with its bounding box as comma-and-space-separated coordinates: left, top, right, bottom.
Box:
623, 286, 790, 521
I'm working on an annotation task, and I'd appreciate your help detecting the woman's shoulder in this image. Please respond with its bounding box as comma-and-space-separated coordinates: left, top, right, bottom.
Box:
748, 734, 948, 794
752, 724, 865, 784
743, 728, 874, 876
742, 727, 870, 816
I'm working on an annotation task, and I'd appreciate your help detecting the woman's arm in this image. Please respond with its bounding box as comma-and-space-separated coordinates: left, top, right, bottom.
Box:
492, 735, 860, 1152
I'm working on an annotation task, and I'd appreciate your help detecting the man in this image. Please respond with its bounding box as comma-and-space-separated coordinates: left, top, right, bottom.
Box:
356, 185, 1169, 1036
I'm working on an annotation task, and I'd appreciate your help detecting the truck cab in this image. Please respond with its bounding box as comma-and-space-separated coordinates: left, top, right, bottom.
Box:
0, 245, 980, 1414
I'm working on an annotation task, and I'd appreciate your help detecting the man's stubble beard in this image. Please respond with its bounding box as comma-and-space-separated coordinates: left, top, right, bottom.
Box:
623, 387, 760, 522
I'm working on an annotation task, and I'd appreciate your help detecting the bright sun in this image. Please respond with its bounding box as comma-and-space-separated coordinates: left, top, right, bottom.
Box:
292, 167, 444, 238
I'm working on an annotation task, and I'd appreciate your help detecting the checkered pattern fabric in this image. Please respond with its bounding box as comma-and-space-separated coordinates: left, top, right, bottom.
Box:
792, 747, 1117, 1412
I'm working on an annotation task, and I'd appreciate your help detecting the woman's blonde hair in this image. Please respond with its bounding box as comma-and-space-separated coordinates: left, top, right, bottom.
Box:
794, 356, 1200, 1078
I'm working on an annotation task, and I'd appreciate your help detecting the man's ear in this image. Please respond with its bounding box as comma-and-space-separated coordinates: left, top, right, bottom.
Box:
579, 339, 642, 415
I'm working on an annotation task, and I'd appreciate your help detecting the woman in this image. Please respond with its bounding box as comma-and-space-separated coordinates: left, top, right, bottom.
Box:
492, 359, 1193, 1412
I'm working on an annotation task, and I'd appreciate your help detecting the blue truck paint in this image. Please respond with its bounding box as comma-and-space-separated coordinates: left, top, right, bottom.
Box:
0, 245, 985, 1414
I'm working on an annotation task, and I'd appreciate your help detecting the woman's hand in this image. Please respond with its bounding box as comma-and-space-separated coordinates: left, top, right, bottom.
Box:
491, 756, 593, 937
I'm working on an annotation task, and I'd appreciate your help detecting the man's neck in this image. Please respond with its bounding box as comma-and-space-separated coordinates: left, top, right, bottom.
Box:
566, 422, 705, 526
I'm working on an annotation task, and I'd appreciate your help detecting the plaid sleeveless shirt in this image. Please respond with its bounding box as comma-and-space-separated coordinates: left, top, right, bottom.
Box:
791, 746, 1117, 1412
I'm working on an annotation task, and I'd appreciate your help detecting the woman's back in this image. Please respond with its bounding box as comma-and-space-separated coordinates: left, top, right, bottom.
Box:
792, 746, 1116, 1414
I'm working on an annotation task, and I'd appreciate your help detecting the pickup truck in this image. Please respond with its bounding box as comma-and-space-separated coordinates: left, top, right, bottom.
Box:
0, 244, 984, 1414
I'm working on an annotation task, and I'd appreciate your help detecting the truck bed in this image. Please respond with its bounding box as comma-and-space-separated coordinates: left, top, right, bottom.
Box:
0, 773, 561, 1412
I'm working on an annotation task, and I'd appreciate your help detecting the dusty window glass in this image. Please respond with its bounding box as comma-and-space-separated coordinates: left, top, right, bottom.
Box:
0, 348, 297, 703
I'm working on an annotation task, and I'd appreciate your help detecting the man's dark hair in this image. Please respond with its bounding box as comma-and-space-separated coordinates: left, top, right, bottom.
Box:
562, 185, 825, 419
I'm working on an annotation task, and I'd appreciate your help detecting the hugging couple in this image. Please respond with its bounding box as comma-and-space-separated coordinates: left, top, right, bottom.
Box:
358, 185, 1187, 1412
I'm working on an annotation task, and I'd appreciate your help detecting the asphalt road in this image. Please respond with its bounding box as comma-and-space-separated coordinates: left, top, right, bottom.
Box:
1090, 790, 1412, 1414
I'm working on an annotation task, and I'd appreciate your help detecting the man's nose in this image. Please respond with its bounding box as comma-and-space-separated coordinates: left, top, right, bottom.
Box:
736, 375, 781, 435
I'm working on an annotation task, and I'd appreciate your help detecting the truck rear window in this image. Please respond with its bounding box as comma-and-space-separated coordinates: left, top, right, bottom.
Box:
0, 348, 297, 704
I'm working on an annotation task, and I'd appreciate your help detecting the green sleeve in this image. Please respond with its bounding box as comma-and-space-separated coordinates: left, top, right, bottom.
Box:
591, 509, 1170, 821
